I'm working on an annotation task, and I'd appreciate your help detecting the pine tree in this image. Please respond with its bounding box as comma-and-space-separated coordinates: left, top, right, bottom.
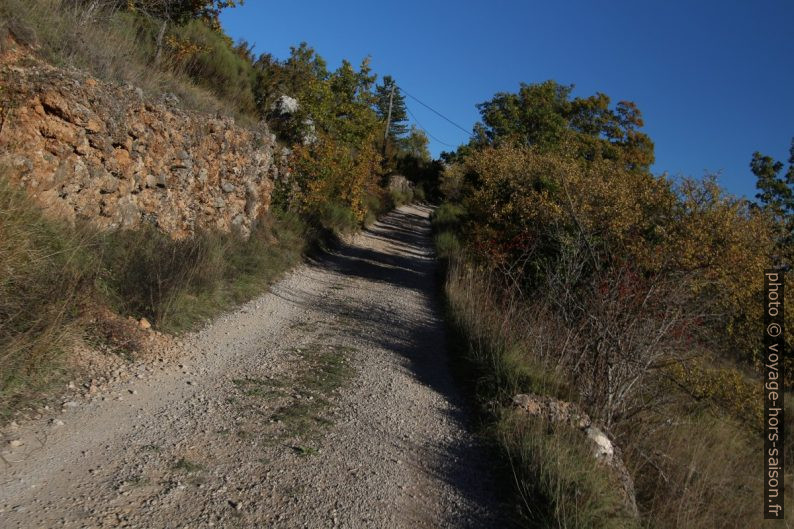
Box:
751, 138, 794, 264
374, 75, 408, 138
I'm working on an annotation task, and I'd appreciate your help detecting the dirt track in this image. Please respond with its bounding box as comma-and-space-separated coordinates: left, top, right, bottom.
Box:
0, 205, 502, 528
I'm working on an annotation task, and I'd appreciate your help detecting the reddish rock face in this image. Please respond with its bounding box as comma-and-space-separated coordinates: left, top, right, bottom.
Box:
0, 44, 282, 239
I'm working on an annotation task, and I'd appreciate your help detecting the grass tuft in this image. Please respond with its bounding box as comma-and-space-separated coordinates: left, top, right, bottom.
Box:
172, 457, 204, 473
0, 176, 95, 418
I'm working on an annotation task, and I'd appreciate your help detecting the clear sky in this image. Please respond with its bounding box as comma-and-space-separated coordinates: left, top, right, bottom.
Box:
220, 0, 793, 199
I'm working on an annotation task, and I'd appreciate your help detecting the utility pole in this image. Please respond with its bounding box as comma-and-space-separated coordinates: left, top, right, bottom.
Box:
381, 84, 395, 179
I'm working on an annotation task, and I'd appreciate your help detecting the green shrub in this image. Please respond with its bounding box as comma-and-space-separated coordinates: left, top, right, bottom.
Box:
388, 187, 414, 207
413, 184, 427, 203
362, 192, 386, 226
97, 227, 227, 326
160, 211, 306, 332
290, 133, 384, 229
431, 202, 467, 260
97, 211, 306, 333
312, 201, 358, 236
433, 231, 461, 260
431, 202, 466, 234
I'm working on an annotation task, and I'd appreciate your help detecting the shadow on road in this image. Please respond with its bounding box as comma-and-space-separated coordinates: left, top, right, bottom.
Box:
302, 205, 508, 527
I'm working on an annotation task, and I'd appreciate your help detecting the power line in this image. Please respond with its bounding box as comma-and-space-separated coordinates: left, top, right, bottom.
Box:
404, 103, 458, 148
398, 87, 474, 137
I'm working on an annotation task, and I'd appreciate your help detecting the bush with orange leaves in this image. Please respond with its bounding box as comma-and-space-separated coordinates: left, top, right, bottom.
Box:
444, 142, 790, 389
439, 142, 793, 527
286, 132, 383, 233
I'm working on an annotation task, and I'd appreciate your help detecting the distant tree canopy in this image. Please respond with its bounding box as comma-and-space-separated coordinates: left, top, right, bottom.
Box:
374, 75, 409, 138
398, 126, 431, 162
251, 43, 379, 148
471, 80, 655, 170
246, 43, 437, 219
253, 43, 327, 115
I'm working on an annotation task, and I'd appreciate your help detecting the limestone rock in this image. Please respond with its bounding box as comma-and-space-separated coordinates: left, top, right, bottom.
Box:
512, 393, 638, 518
270, 95, 299, 116
0, 52, 277, 240
388, 174, 413, 195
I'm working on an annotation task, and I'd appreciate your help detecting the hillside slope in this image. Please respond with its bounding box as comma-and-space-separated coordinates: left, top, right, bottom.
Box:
0, 39, 281, 239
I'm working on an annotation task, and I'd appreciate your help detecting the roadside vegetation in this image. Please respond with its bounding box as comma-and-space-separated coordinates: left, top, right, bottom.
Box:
434, 81, 793, 528
0, 0, 433, 419
0, 172, 306, 417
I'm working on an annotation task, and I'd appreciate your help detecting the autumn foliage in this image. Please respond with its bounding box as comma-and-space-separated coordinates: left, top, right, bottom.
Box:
444, 136, 788, 391
289, 132, 382, 228
437, 81, 792, 527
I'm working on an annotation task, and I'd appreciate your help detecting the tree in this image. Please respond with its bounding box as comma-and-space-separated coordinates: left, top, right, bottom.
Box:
128, 0, 242, 26
398, 126, 431, 161
472, 81, 655, 170
326, 59, 379, 146
751, 139, 794, 259
119, 0, 241, 64
374, 75, 408, 138
476, 81, 572, 147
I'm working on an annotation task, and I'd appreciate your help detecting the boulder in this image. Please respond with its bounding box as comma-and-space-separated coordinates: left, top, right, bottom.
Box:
270, 95, 299, 116
512, 393, 638, 518
388, 174, 413, 194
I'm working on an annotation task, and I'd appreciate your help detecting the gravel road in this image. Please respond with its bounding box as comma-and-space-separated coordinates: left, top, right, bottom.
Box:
0, 204, 503, 528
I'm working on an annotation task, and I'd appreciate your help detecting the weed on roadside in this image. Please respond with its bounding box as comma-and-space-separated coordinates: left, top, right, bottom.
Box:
291, 445, 318, 457
172, 458, 204, 473
232, 377, 285, 399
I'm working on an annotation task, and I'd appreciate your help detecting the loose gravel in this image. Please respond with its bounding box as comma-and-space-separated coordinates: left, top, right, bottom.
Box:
0, 205, 503, 528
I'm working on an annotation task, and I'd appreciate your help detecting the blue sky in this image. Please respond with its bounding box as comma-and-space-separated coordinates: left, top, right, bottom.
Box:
220, 1, 793, 199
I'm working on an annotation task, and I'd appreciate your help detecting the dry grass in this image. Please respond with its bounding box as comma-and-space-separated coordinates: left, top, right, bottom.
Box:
97, 210, 306, 335
0, 170, 306, 419
623, 411, 761, 528
444, 261, 635, 528
0, 176, 95, 416
0, 0, 254, 122
497, 412, 638, 529
441, 245, 793, 528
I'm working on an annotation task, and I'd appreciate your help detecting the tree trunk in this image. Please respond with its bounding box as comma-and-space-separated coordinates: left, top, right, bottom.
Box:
154, 19, 167, 65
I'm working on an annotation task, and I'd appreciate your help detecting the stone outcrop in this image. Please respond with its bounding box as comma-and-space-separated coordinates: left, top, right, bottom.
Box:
0, 43, 282, 239
388, 174, 413, 195
512, 393, 639, 519
268, 94, 316, 145
270, 94, 299, 116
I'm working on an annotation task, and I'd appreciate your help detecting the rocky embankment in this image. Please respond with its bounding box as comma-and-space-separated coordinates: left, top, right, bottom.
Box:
0, 36, 283, 238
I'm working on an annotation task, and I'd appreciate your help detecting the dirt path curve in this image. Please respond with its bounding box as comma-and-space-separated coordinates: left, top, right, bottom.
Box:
0, 204, 503, 528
